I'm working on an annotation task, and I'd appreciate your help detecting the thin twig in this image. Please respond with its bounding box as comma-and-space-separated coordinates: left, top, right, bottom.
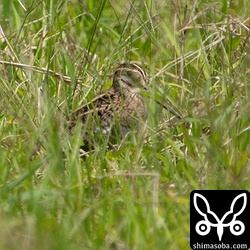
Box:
0, 60, 82, 84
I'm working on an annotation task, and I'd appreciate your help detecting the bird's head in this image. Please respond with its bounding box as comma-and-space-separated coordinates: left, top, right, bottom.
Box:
113, 63, 148, 93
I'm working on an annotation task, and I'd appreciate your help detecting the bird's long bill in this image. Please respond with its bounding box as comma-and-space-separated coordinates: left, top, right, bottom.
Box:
141, 89, 182, 119
155, 100, 182, 119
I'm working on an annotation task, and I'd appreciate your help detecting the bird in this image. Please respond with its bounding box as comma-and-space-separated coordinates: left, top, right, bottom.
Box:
69, 63, 182, 149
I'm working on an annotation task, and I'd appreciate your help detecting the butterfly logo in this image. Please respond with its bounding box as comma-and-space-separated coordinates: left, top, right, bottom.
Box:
193, 193, 247, 241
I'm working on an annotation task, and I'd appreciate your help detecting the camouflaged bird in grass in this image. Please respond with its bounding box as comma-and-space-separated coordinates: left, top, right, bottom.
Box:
69, 63, 182, 149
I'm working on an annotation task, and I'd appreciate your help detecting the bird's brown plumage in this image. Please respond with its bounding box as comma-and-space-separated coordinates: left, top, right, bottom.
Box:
69, 63, 182, 150
69, 63, 148, 148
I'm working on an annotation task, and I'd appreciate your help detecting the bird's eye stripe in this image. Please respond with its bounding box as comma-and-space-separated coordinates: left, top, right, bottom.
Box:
115, 63, 148, 84
130, 64, 147, 81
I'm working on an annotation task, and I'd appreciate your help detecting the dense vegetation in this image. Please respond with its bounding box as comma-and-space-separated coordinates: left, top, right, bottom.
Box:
0, 0, 249, 249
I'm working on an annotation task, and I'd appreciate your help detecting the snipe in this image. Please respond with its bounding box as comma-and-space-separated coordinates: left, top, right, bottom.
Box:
69, 63, 181, 148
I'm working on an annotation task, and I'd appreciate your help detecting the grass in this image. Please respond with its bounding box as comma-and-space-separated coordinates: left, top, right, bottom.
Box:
0, 0, 250, 249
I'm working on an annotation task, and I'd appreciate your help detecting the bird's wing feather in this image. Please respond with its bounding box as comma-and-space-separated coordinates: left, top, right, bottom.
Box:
69, 88, 120, 127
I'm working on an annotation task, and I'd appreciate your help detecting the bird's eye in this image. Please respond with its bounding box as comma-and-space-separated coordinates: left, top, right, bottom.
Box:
126, 70, 140, 81
126, 70, 133, 77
